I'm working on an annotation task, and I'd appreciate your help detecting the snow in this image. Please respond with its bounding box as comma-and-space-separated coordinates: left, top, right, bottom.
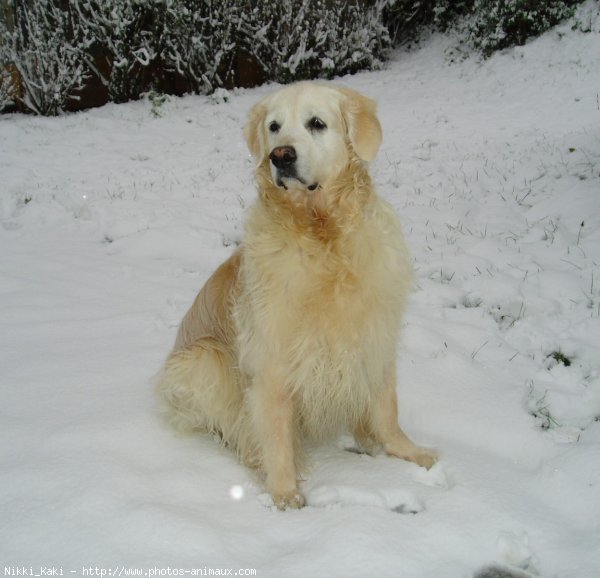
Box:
1, 5, 600, 577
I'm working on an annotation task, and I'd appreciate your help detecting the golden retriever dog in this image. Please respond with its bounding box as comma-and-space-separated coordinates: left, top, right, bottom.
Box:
157, 82, 437, 509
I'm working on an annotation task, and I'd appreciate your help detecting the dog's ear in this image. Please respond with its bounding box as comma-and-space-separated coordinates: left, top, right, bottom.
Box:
244, 102, 267, 158
338, 87, 382, 162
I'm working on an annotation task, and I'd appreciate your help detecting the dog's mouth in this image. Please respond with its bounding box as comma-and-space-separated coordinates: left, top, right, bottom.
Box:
275, 170, 319, 191
270, 149, 319, 192
277, 177, 319, 191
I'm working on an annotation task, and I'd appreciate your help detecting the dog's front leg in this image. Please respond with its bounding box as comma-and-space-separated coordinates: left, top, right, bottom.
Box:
251, 369, 304, 510
369, 361, 438, 469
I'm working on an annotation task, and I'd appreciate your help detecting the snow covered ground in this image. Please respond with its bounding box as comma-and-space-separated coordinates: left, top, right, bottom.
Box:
2, 4, 600, 577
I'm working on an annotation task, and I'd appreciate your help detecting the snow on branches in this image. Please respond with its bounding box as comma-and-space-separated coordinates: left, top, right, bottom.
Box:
0, 0, 87, 115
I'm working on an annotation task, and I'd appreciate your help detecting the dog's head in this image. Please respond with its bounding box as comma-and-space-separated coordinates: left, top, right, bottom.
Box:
244, 82, 382, 193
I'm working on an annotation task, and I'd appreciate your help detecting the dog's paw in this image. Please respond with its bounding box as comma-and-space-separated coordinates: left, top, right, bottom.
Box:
406, 447, 438, 470
387, 444, 439, 470
272, 490, 306, 510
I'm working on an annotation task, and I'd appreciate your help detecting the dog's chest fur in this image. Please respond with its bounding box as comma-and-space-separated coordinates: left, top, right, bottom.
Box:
234, 194, 411, 436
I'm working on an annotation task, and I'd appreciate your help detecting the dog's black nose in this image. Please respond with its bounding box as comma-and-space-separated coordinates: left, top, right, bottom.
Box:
269, 146, 297, 169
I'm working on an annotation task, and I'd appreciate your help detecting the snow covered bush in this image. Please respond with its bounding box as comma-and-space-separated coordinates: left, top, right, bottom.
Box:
382, 0, 584, 55
469, 0, 582, 57
318, 0, 390, 78
0, 63, 15, 112
0, 37, 16, 112
162, 0, 237, 94
0, 1, 88, 115
240, 0, 390, 83
0, 0, 589, 114
383, 0, 474, 44
74, 0, 164, 103
73, 0, 392, 100
0, 5, 16, 111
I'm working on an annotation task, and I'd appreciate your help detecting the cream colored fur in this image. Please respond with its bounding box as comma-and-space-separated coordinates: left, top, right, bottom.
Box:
157, 82, 437, 509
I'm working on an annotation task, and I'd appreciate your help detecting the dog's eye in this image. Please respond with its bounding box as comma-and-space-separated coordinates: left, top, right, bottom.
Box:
269, 121, 281, 133
308, 117, 327, 132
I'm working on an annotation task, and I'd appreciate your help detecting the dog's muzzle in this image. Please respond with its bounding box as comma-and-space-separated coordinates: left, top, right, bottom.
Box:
269, 146, 318, 191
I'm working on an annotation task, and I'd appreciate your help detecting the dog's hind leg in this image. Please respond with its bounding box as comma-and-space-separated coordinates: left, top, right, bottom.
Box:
157, 337, 246, 444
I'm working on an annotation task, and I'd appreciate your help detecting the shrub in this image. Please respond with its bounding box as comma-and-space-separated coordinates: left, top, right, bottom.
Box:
0, 5, 16, 112
0, 0, 88, 115
239, 0, 390, 84
0, 66, 15, 112
0, 0, 585, 115
320, 0, 390, 78
383, 0, 582, 55
162, 0, 238, 94
74, 0, 165, 103
383, 0, 474, 45
0, 49, 16, 112
469, 0, 581, 57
